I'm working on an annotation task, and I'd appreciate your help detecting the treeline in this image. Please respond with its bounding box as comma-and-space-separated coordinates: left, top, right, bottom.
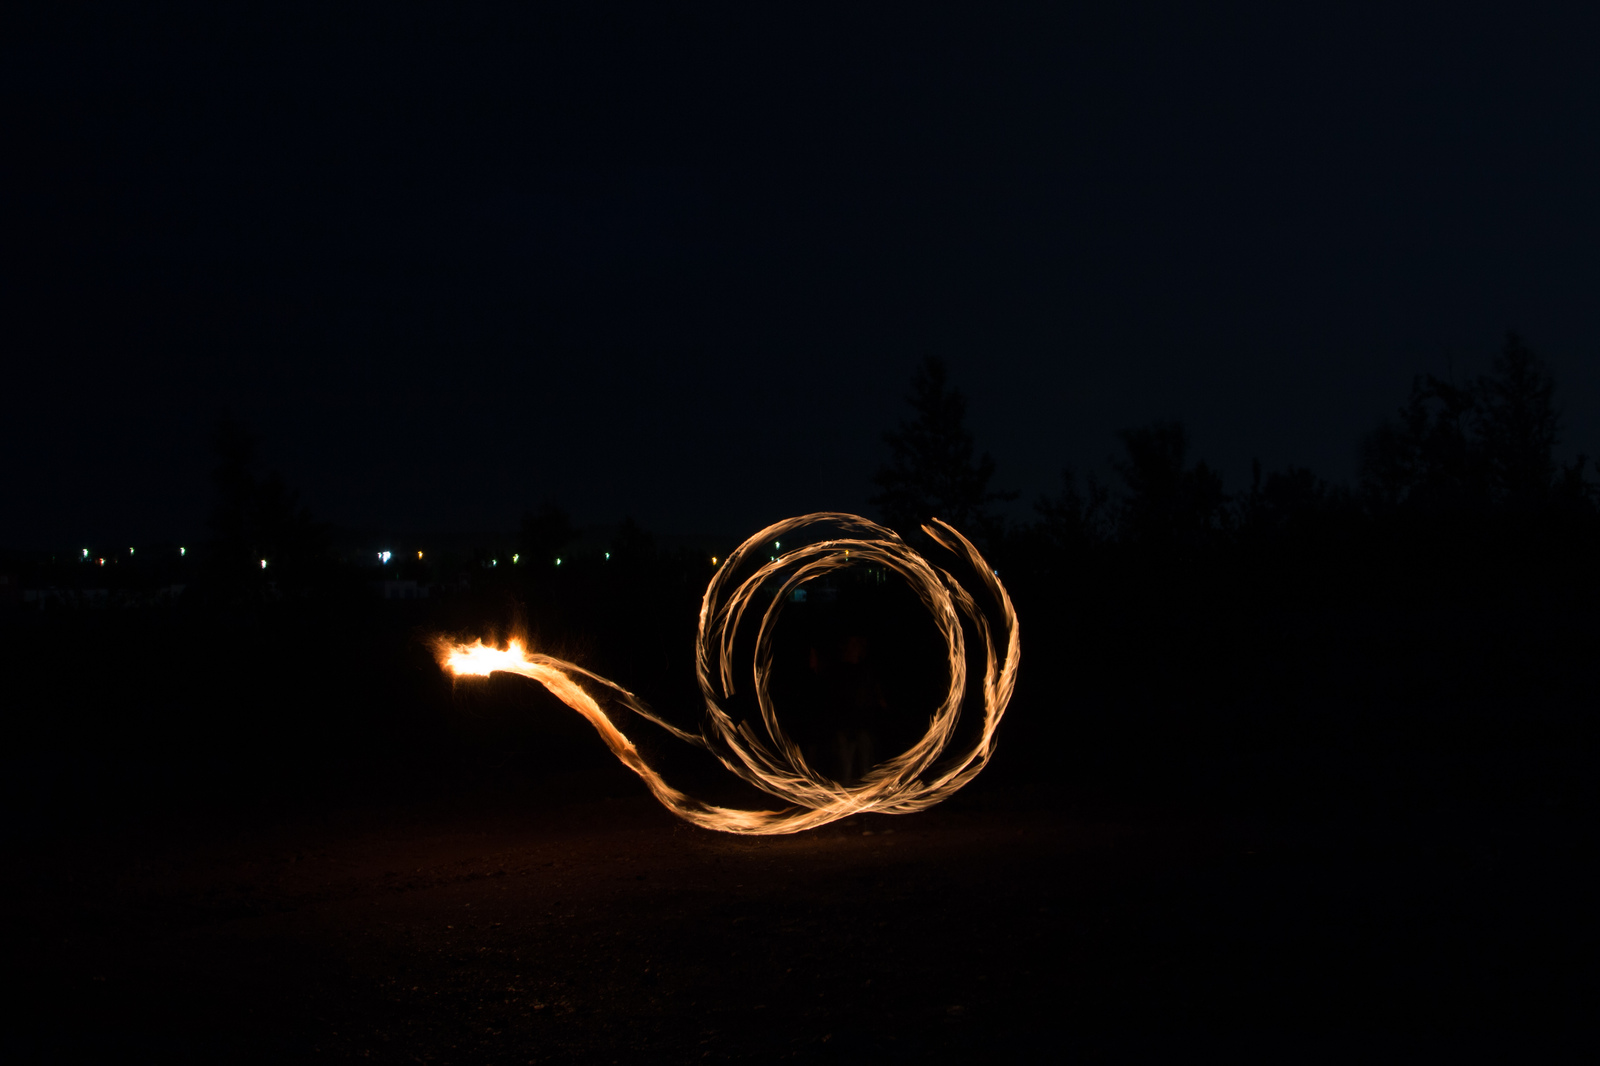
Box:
855, 336, 1599, 797
874, 335, 1599, 611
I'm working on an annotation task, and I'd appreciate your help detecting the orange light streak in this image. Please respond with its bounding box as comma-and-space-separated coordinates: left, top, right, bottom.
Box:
436, 514, 1019, 835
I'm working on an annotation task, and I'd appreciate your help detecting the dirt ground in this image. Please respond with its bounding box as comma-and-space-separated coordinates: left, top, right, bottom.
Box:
8, 777, 1592, 1064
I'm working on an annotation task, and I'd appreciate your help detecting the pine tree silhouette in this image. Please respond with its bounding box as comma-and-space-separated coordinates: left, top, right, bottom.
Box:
869, 357, 1015, 541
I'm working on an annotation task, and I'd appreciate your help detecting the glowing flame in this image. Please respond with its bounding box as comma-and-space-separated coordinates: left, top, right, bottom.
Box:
437, 513, 1019, 835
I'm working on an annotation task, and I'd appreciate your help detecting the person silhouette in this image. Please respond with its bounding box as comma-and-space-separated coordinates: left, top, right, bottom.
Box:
808, 633, 886, 785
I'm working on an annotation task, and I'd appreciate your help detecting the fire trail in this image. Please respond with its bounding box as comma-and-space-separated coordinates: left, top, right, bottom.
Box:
439, 514, 1019, 835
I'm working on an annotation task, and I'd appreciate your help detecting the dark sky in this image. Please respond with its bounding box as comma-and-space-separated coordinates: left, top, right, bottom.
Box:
6, 3, 1598, 549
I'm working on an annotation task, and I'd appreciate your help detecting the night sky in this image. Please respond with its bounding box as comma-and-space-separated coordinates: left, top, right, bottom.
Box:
7, 3, 1598, 549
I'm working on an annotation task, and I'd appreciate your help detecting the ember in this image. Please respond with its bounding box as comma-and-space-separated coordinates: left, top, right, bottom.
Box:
438, 514, 1019, 835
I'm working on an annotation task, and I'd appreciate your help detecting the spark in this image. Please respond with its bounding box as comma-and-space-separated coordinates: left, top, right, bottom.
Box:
437, 514, 1019, 836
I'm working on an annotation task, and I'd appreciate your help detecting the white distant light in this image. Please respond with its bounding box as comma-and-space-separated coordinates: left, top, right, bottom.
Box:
260, 559, 268, 569
491, 559, 497, 567
555, 557, 562, 566
179, 546, 186, 557
82, 548, 89, 559
775, 541, 781, 550
604, 552, 610, 560
129, 547, 135, 556
379, 551, 392, 564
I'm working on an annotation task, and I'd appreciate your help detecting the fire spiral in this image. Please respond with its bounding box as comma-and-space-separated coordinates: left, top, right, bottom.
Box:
437, 513, 1019, 835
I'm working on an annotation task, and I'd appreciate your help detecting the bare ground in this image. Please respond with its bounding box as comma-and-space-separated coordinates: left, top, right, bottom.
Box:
8, 778, 1591, 1064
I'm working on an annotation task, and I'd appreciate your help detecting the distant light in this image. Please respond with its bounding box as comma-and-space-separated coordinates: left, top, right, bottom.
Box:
179, 546, 186, 557
512, 553, 520, 564
604, 552, 610, 560
417, 551, 423, 560
775, 541, 781, 550
555, 557, 562, 566
82, 548, 89, 559
379, 551, 392, 564
491, 559, 497, 567
97, 557, 105, 566
129, 547, 135, 556
260, 559, 268, 569
711, 556, 718, 565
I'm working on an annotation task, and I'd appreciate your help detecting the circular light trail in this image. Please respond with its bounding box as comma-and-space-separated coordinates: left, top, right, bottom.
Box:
438, 513, 1019, 835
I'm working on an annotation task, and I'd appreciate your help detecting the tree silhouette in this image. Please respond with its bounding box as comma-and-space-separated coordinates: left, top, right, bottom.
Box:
1111, 420, 1227, 547
1240, 461, 1347, 541
1033, 466, 1112, 552
202, 415, 327, 603
520, 503, 574, 568
870, 357, 1016, 541
208, 416, 258, 569
1477, 331, 1561, 512
1359, 333, 1588, 517
1359, 372, 1485, 515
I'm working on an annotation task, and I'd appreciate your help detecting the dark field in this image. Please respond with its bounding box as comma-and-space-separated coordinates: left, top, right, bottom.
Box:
10, 767, 1592, 1063
3, 586, 1596, 1063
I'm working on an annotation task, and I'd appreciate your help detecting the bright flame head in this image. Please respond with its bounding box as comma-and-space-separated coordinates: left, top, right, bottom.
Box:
442, 637, 529, 677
